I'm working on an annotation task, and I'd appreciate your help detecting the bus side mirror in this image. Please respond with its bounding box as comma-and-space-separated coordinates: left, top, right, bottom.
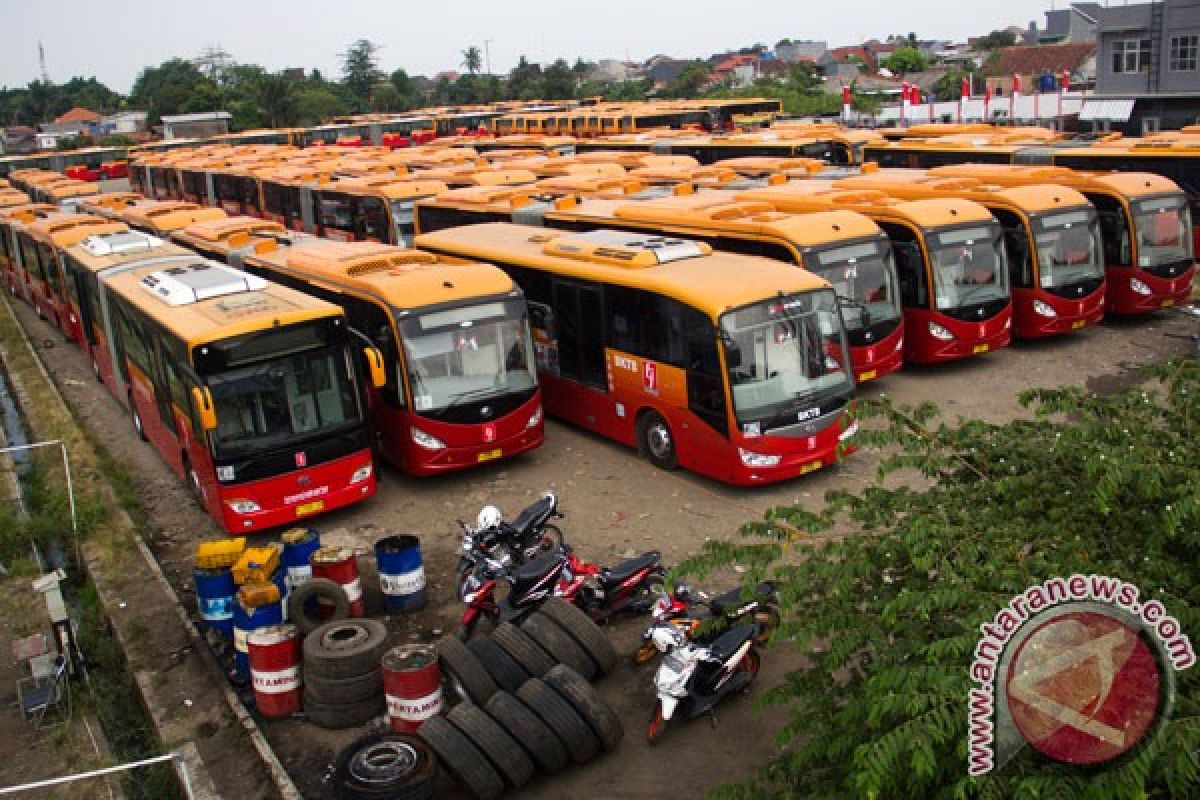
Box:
191, 387, 218, 432
363, 347, 387, 389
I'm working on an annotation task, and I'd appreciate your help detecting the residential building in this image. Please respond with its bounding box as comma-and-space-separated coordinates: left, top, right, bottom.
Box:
1, 127, 37, 155
1040, 3, 1103, 44
775, 40, 828, 63
986, 42, 1097, 97
591, 59, 630, 82
53, 107, 100, 126
160, 111, 231, 140
99, 111, 148, 135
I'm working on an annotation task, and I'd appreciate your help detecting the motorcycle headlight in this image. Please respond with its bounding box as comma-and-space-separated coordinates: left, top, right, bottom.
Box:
226, 499, 260, 514
526, 404, 543, 429
1130, 277, 1152, 296
411, 427, 446, 450
349, 464, 373, 483
738, 448, 782, 468
928, 321, 954, 341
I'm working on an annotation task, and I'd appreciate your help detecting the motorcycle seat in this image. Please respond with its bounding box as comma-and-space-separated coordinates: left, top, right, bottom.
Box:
509, 495, 554, 535
707, 625, 756, 663
601, 550, 660, 586
511, 551, 563, 583
708, 581, 775, 616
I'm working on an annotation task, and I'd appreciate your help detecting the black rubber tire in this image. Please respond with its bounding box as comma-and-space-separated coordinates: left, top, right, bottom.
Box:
490, 622, 554, 677
333, 731, 437, 800
131, 399, 148, 442
467, 635, 528, 693
516, 678, 600, 765
289, 578, 350, 636
91, 354, 102, 383
637, 410, 676, 469
418, 715, 504, 800
543, 665, 624, 752
520, 611, 597, 680
436, 635, 498, 705
537, 597, 618, 675
305, 668, 383, 705
447, 704, 535, 789
484, 691, 569, 775
303, 619, 389, 679
303, 692, 385, 730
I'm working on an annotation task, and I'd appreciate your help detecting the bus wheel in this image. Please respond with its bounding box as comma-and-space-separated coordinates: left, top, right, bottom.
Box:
91, 355, 102, 383
130, 399, 147, 442
637, 411, 677, 470
185, 458, 204, 509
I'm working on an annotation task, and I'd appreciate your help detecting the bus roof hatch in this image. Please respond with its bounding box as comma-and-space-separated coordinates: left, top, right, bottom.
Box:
139, 262, 267, 306
542, 229, 712, 268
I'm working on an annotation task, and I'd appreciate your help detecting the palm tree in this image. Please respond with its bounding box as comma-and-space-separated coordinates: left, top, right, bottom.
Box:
461, 46, 483, 76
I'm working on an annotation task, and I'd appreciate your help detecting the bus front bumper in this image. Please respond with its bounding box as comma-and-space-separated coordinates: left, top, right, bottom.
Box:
218, 452, 377, 533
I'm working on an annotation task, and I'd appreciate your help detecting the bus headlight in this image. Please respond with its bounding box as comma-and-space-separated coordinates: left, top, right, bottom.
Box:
226, 499, 261, 514
526, 405, 543, 429
350, 464, 373, 484
739, 448, 782, 467
411, 427, 446, 450
1033, 299, 1058, 318
928, 322, 955, 341
1130, 277, 1152, 295
839, 421, 859, 441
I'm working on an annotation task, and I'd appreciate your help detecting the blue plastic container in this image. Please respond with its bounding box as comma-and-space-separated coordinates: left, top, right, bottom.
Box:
232, 593, 284, 676
194, 567, 236, 639
281, 528, 321, 590
375, 535, 427, 613
272, 567, 289, 623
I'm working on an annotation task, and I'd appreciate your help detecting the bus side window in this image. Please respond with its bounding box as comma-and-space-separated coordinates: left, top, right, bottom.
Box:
358, 197, 388, 243
1089, 194, 1131, 266
992, 209, 1032, 288
343, 297, 403, 407
879, 223, 926, 307
317, 192, 355, 239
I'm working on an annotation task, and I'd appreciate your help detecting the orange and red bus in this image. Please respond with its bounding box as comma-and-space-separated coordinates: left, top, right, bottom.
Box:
0, 203, 56, 298
417, 222, 858, 485
741, 183, 1013, 364
58, 227, 382, 531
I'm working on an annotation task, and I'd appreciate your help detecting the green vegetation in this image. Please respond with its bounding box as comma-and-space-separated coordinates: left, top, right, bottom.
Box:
681, 360, 1200, 799
881, 46, 929, 75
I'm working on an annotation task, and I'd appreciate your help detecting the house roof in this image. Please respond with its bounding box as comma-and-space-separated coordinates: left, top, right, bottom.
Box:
989, 43, 1096, 77
828, 46, 877, 72
53, 107, 100, 125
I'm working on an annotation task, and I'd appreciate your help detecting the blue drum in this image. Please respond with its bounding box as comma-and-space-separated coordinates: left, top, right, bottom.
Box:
193, 567, 235, 639
232, 585, 283, 676
281, 528, 320, 590
375, 535, 427, 613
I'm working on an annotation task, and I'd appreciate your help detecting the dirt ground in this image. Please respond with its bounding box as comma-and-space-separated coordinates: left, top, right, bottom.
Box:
9, 293, 1197, 799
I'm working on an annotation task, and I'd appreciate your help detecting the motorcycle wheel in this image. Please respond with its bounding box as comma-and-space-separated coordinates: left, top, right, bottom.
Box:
627, 573, 666, 613
752, 606, 782, 647
535, 523, 564, 553
739, 649, 762, 685
646, 702, 670, 746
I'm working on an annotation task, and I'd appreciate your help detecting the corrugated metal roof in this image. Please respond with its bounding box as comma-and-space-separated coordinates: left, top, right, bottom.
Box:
1079, 98, 1135, 121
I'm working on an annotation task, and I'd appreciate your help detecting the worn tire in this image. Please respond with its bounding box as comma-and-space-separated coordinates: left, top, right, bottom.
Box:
543, 665, 623, 752
490, 622, 554, 677
436, 635, 497, 705
418, 715, 504, 800
305, 668, 383, 705
637, 410, 676, 470
484, 691, 569, 775
333, 731, 437, 800
538, 597, 618, 675
289, 578, 350, 635
467, 635, 528, 693
520, 611, 597, 680
303, 692, 385, 730
516, 678, 599, 765
303, 619, 389, 679
447, 704, 535, 789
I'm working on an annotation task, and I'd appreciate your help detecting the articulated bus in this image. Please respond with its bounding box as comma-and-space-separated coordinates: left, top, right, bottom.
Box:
30, 179, 101, 210
923, 165, 1195, 314
14, 213, 127, 339
0, 188, 30, 208
656, 129, 883, 166
176, 226, 545, 474
834, 170, 1106, 338
0, 204, 57, 297
740, 184, 1013, 364
101, 199, 228, 238
57, 228, 381, 531
414, 187, 904, 382
416, 223, 857, 485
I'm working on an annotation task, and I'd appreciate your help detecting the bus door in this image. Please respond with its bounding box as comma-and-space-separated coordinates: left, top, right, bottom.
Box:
546, 280, 611, 428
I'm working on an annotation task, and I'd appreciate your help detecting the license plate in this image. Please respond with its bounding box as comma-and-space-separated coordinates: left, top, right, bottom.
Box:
1072, 319, 1086, 330
296, 500, 325, 516
1162, 299, 1175, 307
973, 344, 989, 354
858, 369, 877, 382
477, 448, 503, 463
798, 461, 822, 476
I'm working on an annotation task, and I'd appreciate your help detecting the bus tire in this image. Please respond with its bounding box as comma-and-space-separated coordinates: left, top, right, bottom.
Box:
637, 411, 676, 470
130, 398, 147, 442
183, 456, 205, 510
91, 354, 102, 383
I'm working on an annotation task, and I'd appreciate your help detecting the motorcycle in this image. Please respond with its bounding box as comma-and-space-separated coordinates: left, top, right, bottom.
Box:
461, 491, 564, 567
646, 623, 761, 745
456, 542, 666, 638
634, 581, 781, 665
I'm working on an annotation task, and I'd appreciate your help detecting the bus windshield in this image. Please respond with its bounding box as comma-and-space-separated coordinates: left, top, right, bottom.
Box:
808, 238, 901, 331
1032, 208, 1105, 290
399, 297, 538, 418
206, 344, 361, 459
1133, 195, 1193, 268
927, 224, 1009, 311
391, 200, 417, 246
720, 289, 852, 427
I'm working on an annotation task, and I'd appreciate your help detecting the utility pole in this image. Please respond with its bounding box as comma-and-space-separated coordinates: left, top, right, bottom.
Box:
484, 39, 494, 76
38, 41, 50, 84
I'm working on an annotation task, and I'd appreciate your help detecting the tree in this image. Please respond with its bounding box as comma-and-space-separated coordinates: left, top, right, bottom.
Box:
678, 359, 1200, 799
932, 67, 979, 102
255, 73, 299, 128
776, 38, 794, 48
542, 59, 577, 100
294, 81, 350, 126
461, 46, 483, 76
131, 58, 213, 124
340, 39, 383, 107
976, 29, 1018, 52
508, 56, 543, 100
786, 63, 821, 93
664, 61, 710, 98
389, 69, 423, 110
881, 46, 929, 75
572, 58, 593, 78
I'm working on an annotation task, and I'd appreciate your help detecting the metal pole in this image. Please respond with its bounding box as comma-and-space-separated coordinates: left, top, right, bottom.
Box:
0, 753, 177, 795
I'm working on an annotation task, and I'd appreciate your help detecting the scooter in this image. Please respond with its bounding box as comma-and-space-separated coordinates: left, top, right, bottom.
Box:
646, 623, 761, 745
634, 581, 781, 665
463, 491, 564, 566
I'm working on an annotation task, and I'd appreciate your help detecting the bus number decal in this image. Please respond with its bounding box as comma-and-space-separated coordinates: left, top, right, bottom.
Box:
643, 362, 659, 395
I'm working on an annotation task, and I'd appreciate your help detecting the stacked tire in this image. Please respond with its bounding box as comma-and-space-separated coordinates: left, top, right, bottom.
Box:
332, 731, 437, 800
420, 667, 622, 799
303, 619, 389, 729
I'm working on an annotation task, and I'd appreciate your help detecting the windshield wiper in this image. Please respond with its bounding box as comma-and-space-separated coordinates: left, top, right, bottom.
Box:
429, 386, 502, 416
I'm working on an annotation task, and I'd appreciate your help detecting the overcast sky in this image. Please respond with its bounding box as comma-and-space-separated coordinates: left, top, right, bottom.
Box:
3, 1, 1060, 93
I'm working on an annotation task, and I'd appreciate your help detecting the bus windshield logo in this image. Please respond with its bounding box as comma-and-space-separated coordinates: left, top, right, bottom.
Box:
643, 362, 659, 394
